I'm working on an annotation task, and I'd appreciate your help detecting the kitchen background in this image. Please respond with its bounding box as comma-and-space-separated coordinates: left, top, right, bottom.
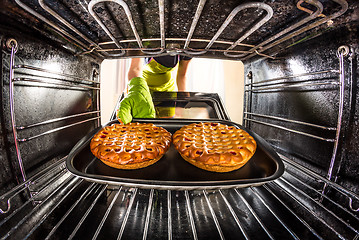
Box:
100, 59, 244, 124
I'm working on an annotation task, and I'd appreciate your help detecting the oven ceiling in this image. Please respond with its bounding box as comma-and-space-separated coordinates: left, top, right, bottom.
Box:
2, 0, 357, 61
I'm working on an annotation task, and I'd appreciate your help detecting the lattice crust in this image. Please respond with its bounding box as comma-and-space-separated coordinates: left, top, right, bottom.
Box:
173, 122, 257, 172
90, 123, 172, 169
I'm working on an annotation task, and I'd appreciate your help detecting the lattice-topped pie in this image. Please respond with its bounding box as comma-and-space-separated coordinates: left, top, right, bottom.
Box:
90, 123, 171, 169
173, 122, 257, 172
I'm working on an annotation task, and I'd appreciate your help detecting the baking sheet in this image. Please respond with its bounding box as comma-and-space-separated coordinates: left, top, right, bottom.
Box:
66, 119, 284, 190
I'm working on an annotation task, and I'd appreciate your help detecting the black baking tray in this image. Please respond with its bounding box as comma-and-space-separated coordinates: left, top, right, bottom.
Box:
66, 119, 284, 190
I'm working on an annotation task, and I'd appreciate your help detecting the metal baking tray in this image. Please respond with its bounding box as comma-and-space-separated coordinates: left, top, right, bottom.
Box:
66, 119, 284, 190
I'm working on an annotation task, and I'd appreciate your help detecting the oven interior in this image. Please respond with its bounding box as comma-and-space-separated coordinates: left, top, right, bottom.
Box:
0, 0, 359, 239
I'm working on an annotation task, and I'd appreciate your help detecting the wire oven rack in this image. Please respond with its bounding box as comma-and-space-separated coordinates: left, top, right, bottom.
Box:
0, 155, 358, 239
13, 0, 349, 60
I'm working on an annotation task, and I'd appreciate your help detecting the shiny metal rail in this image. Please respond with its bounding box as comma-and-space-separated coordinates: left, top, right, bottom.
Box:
91, 187, 122, 240
0, 169, 69, 230
13, 77, 100, 90
235, 188, 275, 239
223, 3, 273, 58
276, 177, 359, 236
184, 0, 207, 50
67, 184, 108, 239
261, 185, 323, 239
16, 110, 100, 130
88, 0, 164, 55
99, 38, 256, 48
17, 116, 100, 142
14, 65, 99, 84
14, 0, 104, 58
4, 178, 358, 239
243, 117, 336, 142
267, 181, 346, 239
0, 173, 78, 239
167, 190, 172, 240
37, 0, 114, 58
236, 0, 323, 59
218, 190, 249, 239
283, 170, 359, 223
203, 190, 225, 240
280, 153, 359, 213
15, 0, 349, 59
245, 80, 339, 92
247, 75, 339, 89
116, 188, 138, 240
44, 182, 99, 240
326, 46, 349, 182
185, 190, 198, 240
0, 157, 66, 214
242, 0, 348, 61
8, 39, 26, 182
249, 187, 299, 239
245, 69, 339, 87
143, 189, 155, 240
244, 112, 336, 131
184, 2, 273, 55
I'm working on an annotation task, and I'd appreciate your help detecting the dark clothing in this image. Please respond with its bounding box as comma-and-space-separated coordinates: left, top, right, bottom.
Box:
145, 55, 192, 68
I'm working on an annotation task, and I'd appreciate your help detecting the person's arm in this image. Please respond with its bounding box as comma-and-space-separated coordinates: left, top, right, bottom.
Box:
176, 59, 191, 91
128, 58, 144, 80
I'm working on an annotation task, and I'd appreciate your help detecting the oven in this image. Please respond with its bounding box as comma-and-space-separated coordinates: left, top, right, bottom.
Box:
0, 0, 358, 239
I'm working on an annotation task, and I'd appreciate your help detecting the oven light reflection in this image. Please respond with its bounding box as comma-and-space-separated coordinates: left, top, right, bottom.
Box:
43, 62, 62, 74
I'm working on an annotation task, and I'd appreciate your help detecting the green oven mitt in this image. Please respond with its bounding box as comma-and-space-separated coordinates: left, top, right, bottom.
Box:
117, 77, 155, 124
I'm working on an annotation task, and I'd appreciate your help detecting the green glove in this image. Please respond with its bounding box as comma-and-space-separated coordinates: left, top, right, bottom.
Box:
117, 77, 155, 124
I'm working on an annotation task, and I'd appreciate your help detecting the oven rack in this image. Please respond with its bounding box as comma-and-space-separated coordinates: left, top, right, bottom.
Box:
0, 154, 358, 239
14, 0, 348, 60
6, 39, 101, 183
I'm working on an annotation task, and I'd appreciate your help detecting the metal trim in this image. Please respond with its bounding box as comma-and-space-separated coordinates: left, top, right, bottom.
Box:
14, 65, 99, 84
234, 189, 274, 239
184, 0, 207, 50
244, 112, 336, 130
68, 184, 108, 239
326, 46, 348, 181
17, 117, 100, 142
17, 111, 100, 130
244, 118, 336, 142
242, 0, 348, 61
13, 77, 101, 90
245, 70, 339, 87
224, 3, 273, 57
8, 40, 27, 183
280, 154, 359, 212
44, 182, 98, 240
184, 2, 273, 55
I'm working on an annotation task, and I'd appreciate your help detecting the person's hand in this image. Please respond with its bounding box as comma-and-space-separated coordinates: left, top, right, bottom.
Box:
117, 77, 155, 124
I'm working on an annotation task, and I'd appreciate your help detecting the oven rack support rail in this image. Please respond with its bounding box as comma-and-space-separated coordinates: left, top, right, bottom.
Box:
14, 0, 348, 60
0, 155, 358, 239
5, 38, 101, 183
244, 46, 358, 210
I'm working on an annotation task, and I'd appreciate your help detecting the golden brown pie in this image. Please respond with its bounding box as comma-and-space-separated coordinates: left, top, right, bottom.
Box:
90, 122, 171, 169
173, 122, 257, 172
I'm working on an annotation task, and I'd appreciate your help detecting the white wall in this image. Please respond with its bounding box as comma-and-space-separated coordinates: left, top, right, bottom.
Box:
99, 59, 128, 124
223, 60, 244, 124
100, 58, 244, 124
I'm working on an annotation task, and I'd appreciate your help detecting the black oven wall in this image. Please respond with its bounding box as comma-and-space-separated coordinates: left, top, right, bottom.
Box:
244, 23, 359, 196
0, 16, 102, 194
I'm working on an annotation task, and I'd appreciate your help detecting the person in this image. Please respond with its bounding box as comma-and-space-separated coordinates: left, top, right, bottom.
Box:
117, 55, 192, 124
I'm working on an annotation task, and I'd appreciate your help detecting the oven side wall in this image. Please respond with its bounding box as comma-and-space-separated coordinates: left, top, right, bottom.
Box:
244, 23, 359, 194
0, 14, 102, 193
